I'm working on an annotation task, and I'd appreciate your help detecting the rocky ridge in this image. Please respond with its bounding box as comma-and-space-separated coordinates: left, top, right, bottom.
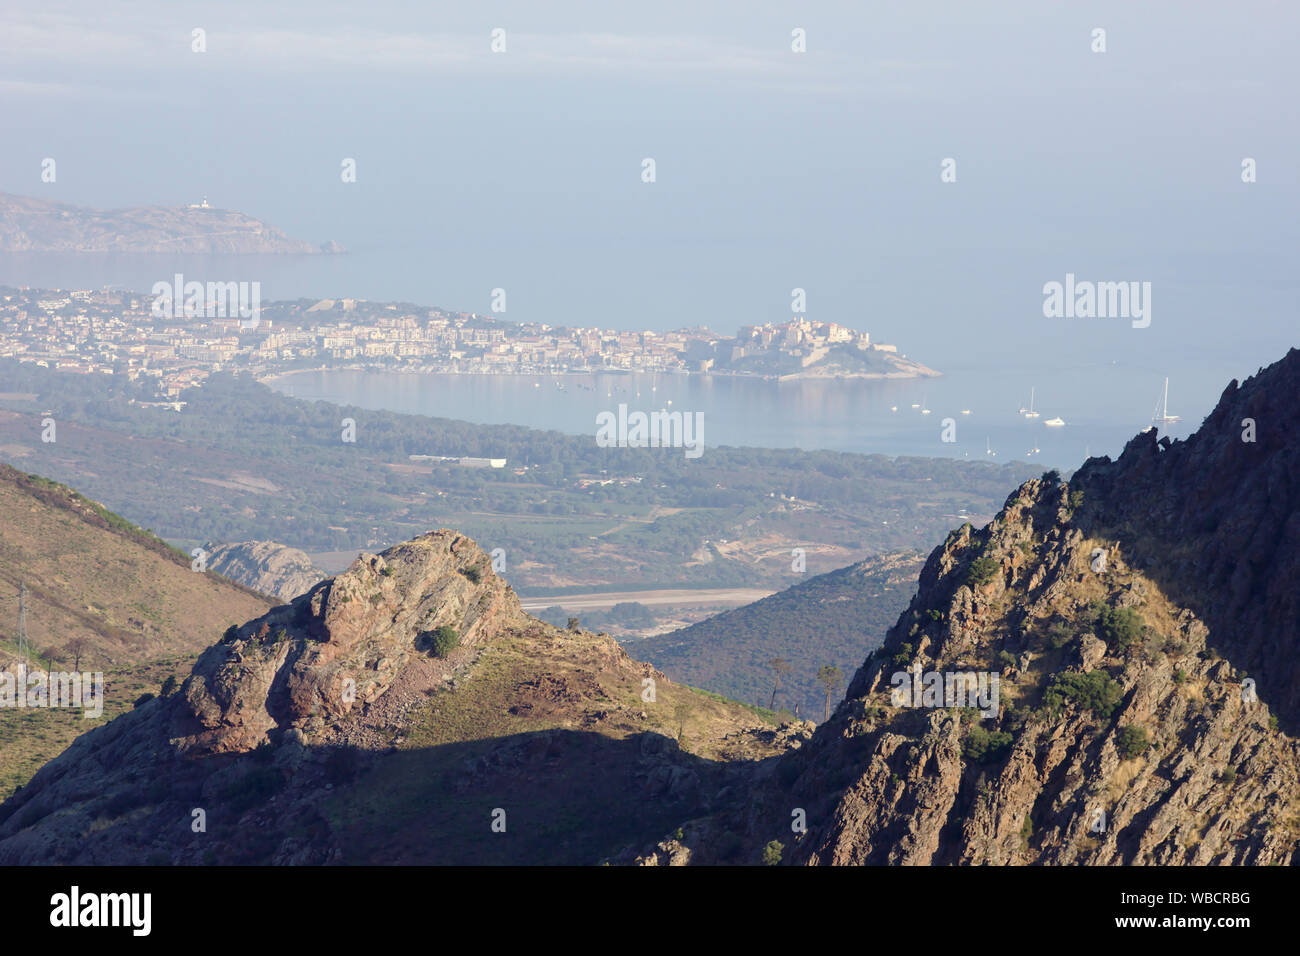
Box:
0, 531, 794, 864
647, 349, 1300, 865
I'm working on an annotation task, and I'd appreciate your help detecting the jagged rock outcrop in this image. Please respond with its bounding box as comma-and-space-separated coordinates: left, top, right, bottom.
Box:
175, 534, 520, 755
7, 352, 1297, 867
665, 349, 1300, 866
0, 531, 789, 865
203, 540, 328, 604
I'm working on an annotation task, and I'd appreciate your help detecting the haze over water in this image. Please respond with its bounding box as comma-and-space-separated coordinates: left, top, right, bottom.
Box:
2, 241, 1286, 469
271, 362, 1212, 471
1, 2, 1294, 466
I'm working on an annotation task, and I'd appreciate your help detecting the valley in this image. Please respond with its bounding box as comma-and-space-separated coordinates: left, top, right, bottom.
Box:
0, 360, 1037, 596
2, 349, 1295, 865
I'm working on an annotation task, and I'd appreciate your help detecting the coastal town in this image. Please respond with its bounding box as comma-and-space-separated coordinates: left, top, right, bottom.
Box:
0, 284, 935, 400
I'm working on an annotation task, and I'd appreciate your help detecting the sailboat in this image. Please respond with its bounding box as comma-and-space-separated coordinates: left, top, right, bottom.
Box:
1022, 387, 1039, 419
985, 437, 996, 457
1152, 377, 1181, 425
920, 393, 931, 415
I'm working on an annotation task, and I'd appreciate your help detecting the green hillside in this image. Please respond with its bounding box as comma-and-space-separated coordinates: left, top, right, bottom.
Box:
636, 551, 924, 719
0, 463, 271, 797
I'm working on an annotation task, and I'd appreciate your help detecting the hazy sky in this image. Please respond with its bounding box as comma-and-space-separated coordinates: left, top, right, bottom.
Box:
1, 1, 1295, 382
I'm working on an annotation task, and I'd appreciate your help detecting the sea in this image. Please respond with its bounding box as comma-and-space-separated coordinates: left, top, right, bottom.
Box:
1, 249, 1292, 472
269, 365, 1198, 471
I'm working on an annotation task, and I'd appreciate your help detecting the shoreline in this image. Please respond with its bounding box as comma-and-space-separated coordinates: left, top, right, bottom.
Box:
258, 364, 942, 387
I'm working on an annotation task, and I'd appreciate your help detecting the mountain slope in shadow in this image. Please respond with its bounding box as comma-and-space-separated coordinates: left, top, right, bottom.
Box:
642, 349, 1300, 865
0, 531, 802, 864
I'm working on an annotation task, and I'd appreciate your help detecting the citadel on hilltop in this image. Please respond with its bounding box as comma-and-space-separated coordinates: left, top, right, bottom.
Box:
739, 317, 877, 351
712, 317, 929, 380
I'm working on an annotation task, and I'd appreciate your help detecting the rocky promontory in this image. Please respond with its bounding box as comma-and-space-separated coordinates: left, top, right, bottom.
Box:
204, 540, 327, 603
0, 192, 343, 254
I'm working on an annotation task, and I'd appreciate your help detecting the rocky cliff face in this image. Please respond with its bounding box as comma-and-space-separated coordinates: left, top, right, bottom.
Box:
0, 531, 792, 865
204, 540, 326, 603
658, 349, 1300, 866
174, 534, 519, 756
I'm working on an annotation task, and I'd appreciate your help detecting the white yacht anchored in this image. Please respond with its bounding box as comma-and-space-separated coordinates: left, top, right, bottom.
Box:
1152, 377, 1181, 425
1023, 387, 1040, 419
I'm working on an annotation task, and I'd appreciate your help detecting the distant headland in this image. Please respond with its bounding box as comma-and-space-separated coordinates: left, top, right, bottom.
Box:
0, 192, 343, 255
